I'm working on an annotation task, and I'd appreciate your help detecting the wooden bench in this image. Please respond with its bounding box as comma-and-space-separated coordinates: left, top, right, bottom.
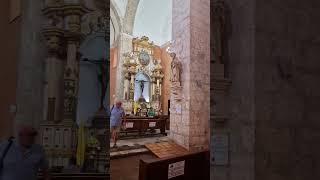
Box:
120, 116, 167, 137
139, 150, 210, 180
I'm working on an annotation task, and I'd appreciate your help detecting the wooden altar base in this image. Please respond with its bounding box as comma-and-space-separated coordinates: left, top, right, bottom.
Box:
145, 142, 188, 159
119, 116, 169, 139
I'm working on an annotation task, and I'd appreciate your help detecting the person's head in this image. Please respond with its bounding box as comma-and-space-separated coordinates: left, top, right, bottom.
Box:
18, 125, 38, 148
115, 101, 122, 108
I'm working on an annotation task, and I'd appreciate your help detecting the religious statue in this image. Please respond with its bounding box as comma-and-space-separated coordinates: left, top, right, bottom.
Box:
137, 80, 148, 96
169, 52, 182, 85
140, 81, 144, 94
212, 1, 226, 64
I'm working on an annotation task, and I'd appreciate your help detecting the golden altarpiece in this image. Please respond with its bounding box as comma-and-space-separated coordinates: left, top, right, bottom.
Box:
121, 36, 164, 117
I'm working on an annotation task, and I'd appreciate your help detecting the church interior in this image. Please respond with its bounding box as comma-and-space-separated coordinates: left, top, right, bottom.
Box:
1, 0, 320, 180
109, 0, 172, 145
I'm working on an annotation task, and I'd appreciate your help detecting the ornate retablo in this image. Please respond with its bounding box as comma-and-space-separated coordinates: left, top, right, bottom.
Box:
121, 36, 164, 116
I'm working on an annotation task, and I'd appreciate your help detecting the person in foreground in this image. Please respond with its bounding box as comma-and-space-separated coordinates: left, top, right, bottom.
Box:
0, 125, 50, 180
110, 101, 125, 148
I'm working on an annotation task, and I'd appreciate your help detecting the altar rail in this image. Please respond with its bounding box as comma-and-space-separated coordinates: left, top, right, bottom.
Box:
139, 150, 210, 180
38, 173, 109, 179
120, 116, 168, 137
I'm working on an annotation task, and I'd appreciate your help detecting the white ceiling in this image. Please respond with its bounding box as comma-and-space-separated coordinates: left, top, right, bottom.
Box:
110, 0, 172, 46
133, 0, 172, 46
113, 0, 128, 18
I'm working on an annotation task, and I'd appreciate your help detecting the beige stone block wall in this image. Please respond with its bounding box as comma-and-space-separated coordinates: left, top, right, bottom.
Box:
170, 0, 210, 151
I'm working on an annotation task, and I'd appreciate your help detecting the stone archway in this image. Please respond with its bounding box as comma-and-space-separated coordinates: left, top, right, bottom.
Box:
123, 0, 140, 35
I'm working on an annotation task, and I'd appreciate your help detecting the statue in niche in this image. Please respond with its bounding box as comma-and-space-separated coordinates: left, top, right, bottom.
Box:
137, 80, 148, 97
212, 1, 226, 64
169, 52, 182, 85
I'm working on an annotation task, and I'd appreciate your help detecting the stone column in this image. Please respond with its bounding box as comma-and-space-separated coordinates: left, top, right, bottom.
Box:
170, 0, 210, 151
62, 4, 88, 124
15, 0, 46, 135
42, 29, 65, 123
210, 1, 233, 180
115, 33, 133, 100
62, 40, 80, 124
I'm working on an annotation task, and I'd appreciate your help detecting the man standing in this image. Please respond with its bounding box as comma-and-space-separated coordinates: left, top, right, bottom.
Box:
0, 125, 50, 180
110, 101, 125, 148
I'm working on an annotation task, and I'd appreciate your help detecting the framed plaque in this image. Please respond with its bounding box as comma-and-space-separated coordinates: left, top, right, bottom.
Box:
125, 122, 134, 128
211, 133, 229, 166
149, 122, 156, 127
168, 160, 185, 179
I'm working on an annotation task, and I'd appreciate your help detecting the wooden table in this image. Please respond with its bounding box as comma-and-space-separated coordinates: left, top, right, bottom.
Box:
120, 116, 167, 137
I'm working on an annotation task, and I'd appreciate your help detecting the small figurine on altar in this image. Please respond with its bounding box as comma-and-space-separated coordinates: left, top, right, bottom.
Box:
147, 108, 155, 117
87, 131, 100, 148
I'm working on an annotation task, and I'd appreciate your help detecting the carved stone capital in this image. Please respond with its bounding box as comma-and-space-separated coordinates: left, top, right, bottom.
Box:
42, 28, 65, 58
61, 4, 91, 34
44, 0, 64, 8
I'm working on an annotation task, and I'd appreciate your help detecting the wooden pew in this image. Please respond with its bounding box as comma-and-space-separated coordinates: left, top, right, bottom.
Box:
139, 150, 210, 180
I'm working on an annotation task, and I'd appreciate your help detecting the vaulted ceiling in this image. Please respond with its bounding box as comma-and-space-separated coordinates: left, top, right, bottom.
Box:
110, 0, 171, 46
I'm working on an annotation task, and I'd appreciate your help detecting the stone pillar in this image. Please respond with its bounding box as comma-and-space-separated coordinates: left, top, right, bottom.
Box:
15, 0, 46, 135
115, 33, 133, 100
210, 1, 234, 180
42, 29, 65, 123
62, 4, 88, 124
170, 0, 210, 151
62, 40, 80, 124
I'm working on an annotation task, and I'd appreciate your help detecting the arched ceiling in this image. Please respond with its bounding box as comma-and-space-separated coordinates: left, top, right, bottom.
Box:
133, 0, 172, 46
113, 0, 128, 18
110, 0, 172, 46
110, 0, 123, 47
